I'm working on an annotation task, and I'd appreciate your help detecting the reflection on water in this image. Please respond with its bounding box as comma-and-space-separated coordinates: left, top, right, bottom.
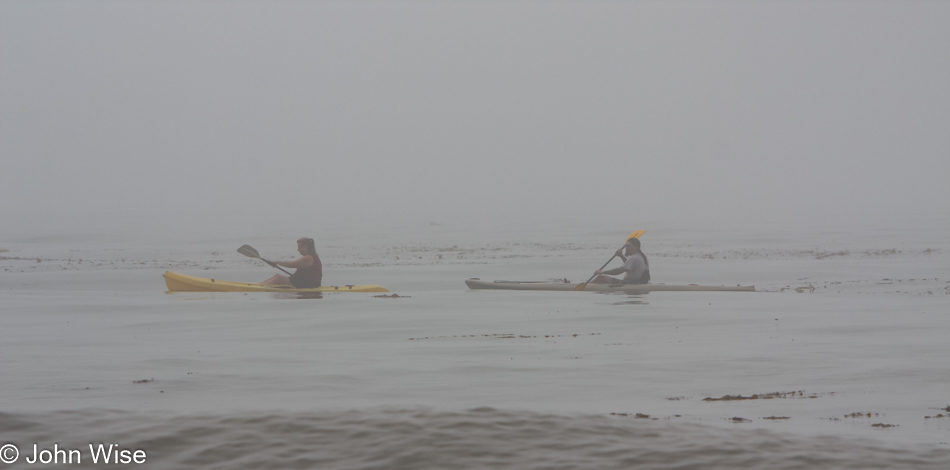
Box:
595, 291, 649, 305
273, 292, 324, 300
611, 298, 648, 305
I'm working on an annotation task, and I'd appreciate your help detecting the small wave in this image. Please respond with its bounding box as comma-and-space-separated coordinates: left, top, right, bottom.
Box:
1, 408, 947, 470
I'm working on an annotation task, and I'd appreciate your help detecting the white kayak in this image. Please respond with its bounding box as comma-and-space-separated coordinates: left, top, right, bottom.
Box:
464, 278, 755, 292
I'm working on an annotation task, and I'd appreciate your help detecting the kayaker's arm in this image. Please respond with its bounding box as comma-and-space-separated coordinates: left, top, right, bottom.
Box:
614, 248, 627, 263
596, 266, 627, 276
269, 256, 315, 270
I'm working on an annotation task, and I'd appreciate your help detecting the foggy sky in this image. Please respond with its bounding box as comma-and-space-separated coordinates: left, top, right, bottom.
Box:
2, 1, 948, 236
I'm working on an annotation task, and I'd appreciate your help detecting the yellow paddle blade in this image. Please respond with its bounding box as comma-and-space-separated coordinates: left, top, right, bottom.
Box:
626, 230, 645, 241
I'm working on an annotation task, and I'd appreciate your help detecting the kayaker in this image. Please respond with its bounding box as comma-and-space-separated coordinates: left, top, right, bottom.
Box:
592, 237, 650, 285
260, 238, 323, 288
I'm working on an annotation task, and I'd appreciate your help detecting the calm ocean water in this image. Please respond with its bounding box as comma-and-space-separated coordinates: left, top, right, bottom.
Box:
2, 216, 948, 468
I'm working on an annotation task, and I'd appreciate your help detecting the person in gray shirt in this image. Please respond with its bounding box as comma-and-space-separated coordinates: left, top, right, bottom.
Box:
592, 237, 650, 285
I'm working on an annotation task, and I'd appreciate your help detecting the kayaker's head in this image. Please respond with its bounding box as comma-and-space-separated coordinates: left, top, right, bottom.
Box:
624, 237, 641, 255
624, 237, 648, 266
297, 237, 318, 257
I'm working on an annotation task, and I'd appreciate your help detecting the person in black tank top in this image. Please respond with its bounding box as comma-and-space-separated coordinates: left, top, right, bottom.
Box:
260, 238, 322, 288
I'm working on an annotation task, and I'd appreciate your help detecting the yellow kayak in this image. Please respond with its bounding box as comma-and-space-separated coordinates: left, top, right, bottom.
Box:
164, 271, 389, 293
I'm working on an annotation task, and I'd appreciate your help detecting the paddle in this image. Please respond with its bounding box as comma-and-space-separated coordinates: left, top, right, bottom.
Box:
237, 244, 292, 275
573, 230, 645, 291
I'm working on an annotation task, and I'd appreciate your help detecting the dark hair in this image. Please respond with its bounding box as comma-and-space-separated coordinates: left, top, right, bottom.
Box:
627, 237, 648, 267
297, 237, 318, 257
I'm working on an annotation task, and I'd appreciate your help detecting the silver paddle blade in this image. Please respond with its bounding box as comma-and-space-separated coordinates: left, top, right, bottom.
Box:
237, 244, 261, 259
